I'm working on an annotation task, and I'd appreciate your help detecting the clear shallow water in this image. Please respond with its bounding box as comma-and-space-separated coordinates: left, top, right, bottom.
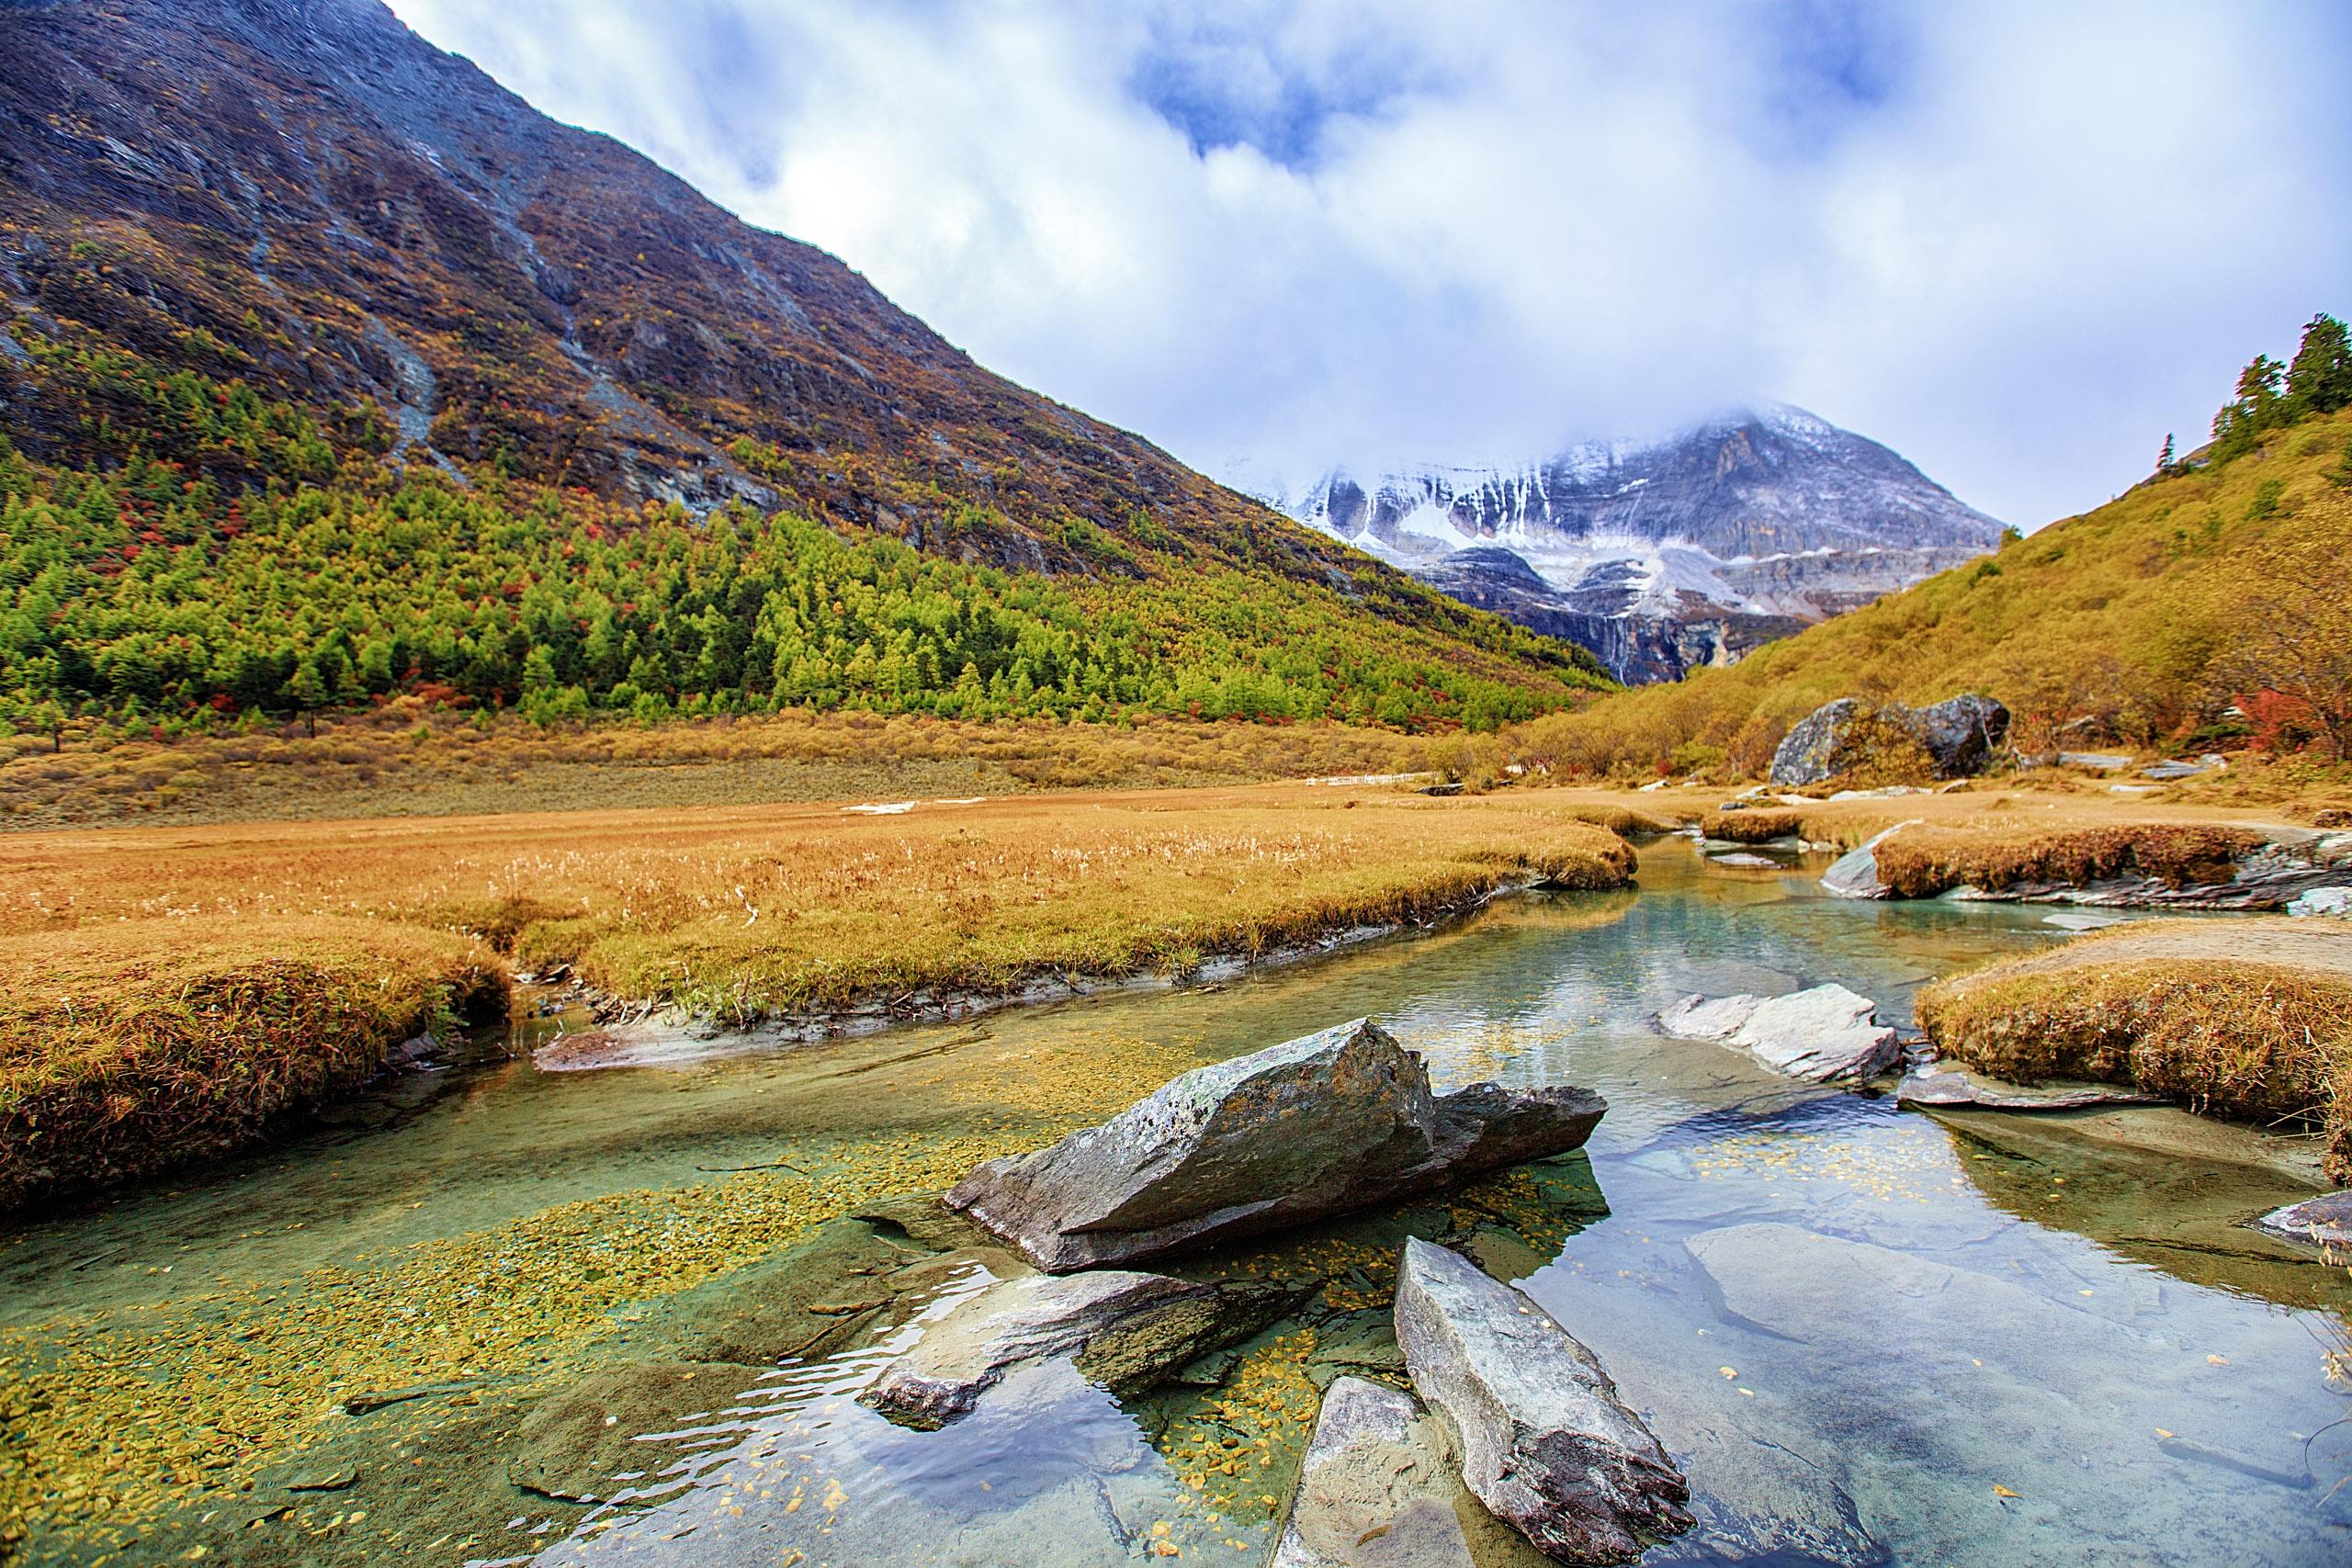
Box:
6, 842, 2348, 1565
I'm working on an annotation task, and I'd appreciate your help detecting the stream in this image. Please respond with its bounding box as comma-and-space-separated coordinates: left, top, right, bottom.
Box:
5, 842, 2348, 1565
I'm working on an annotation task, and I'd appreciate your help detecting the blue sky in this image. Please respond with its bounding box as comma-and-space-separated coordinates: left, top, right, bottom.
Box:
384, 0, 2352, 527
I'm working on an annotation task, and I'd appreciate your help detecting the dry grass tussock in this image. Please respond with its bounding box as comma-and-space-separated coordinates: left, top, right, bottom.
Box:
1916, 919, 2352, 1181
0, 917, 505, 1204
1871, 821, 2268, 898
0, 786, 1633, 1199
0, 707, 1437, 829
1698, 807, 1808, 844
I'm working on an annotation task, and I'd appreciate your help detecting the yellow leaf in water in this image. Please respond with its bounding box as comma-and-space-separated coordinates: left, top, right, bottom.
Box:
1993, 1484, 2020, 1499
2155, 1428, 2175, 1439
2207, 1355, 2228, 1366
1719, 1367, 1737, 1379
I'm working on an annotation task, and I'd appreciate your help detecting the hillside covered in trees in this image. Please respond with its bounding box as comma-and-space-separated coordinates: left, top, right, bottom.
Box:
1516, 313, 2352, 777
0, 0, 1609, 739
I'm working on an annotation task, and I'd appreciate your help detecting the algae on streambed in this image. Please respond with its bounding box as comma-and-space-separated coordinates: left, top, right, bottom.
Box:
3, 847, 2349, 1566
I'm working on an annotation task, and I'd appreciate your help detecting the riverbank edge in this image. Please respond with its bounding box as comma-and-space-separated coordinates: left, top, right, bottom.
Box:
1916, 938, 2352, 1184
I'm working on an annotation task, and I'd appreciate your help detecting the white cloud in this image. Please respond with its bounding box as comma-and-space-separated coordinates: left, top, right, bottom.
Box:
387, 0, 2352, 526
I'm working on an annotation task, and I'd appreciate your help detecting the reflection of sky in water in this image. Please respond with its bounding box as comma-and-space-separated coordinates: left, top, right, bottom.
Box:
505, 844, 2348, 1567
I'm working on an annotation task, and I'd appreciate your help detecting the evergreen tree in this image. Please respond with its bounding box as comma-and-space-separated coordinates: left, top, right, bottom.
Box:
2156, 433, 2176, 477
2287, 312, 2352, 417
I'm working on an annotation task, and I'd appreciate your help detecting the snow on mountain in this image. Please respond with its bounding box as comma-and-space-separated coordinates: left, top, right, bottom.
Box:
1283, 403, 2003, 682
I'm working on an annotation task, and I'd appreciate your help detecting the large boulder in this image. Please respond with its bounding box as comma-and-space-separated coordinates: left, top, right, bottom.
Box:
1393, 1238, 1693, 1565
1769, 694, 2008, 786
946, 1019, 1606, 1272
1767, 698, 1867, 786
1656, 984, 1899, 1083
860, 1268, 1287, 1428
1908, 694, 2009, 777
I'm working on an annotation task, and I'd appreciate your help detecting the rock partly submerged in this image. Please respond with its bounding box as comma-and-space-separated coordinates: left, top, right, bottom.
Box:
946, 1019, 1606, 1272
859, 1268, 1288, 1429
1274, 1375, 1557, 1568
2249, 1190, 2352, 1249
1393, 1237, 1693, 1565
1894, 1067, 2165, 1112
1657, 984, 1898, 1083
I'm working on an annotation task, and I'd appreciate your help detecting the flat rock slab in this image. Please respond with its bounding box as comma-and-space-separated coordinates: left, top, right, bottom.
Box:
1895, 1069, 2166, 1112
947, 1018, 1606, 1271
2249, 1190, 2352, 1248
1657, 984, 1898, 1083
860, 1269, 1286, 1428
1394, 1238, 1692, 1565
1274, 1376, 1551, 1568
1818, 822, 1919, 900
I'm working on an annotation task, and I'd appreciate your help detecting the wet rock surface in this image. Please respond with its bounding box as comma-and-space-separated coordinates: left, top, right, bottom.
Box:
1895, 1068, 2166, 1112
1393, 1238, 1692, 1565
861, 1268, 1290, 1429
2250, 1190, 2352, 1248
1272, 1376, 1551, 1568
508, 1360, 770, 1503
1657, 984, 1899, 1083
947, 1019, 1606, 1271
1818, 822, 1917, 899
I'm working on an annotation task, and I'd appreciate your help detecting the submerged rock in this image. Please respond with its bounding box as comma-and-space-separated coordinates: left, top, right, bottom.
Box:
2249, 1191, 2352, 1249
508, 1359, 770, 1503
946, 1019, 1606, 1271
1395, 1239, 1691, 1564
1657, 984, 1898, 1083
1895, 1068, 2165, 1112
859, 1269, 1286, 1428
1274, 1375, 1552, 1568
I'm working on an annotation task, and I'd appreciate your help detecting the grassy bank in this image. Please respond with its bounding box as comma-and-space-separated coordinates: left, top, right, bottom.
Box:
0, 786, 1634, 1201
0, 705, 1442, 829
1917, 919, 2352, 1181
0, 918, 505, 1205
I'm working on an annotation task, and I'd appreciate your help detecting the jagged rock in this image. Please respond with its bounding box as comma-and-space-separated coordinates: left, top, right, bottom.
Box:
946, 1019, 1606, 1272
2290, 886, 2352, 918
1273, 1375, 1554, 1568
1768, 698, 1868, 786
1770, 695, 2007, 785
1818, 821, 1917, 899
1895, 1068, 2165, 1111
860, 1269, 1287, 1429
1393, 1238, 1692, 1565
2249, 1191, 2352, 1248
1656, 984, 1898, 1083
2143, 753, 2225, 781
1908, 694, 2010, 778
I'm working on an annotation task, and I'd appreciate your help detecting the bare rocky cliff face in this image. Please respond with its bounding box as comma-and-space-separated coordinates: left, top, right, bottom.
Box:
1285, 404, 2004, 682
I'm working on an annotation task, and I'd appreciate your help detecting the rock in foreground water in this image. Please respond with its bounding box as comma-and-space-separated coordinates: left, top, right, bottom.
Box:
1274, 1375, 1554, 1568
861, 1269, 1286, 1428
1657, 984, 1898, 1082
1394, 1238, 1692, 1565
946, 1019, 1606, 1271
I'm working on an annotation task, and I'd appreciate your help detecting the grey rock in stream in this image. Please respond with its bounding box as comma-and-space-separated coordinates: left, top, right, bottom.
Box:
1895, 1068, 2165, 1112
1657, 984, 1899, 1083
1273, 1376, 1551, 1568
946, 1019, 1606, 1272
1818, 822, 1917, 900
1394, 1238, 1693, 1565
859, 1269, 1287, 1428
2249, 1190, 2352, 1248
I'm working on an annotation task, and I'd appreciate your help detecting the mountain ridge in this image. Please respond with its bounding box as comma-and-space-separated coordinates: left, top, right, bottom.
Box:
0, 0, 1611, 733
1283, 403, 2003, 682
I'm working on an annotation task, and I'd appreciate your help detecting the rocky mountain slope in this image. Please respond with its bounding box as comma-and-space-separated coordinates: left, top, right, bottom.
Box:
0, 0, 1609, 728
1285, 405, 2003, 682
